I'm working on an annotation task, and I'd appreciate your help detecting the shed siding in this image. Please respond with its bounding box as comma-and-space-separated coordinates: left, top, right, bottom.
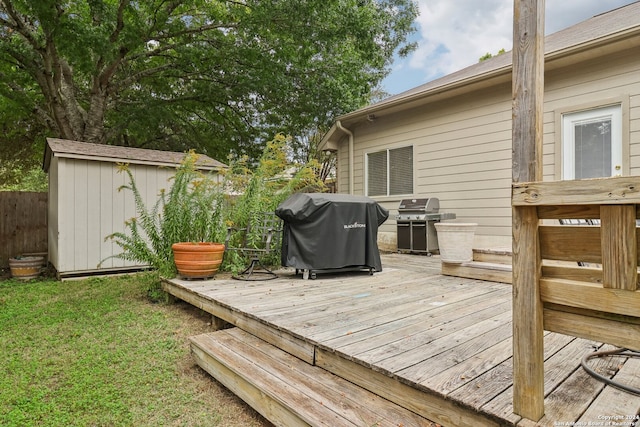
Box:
51, 158, 177, 275
48, 158, 60, 269
341, 47, 640, 249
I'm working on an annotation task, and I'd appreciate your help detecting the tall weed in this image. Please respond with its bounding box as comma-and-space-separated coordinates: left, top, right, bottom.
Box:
223, 134, 326, 272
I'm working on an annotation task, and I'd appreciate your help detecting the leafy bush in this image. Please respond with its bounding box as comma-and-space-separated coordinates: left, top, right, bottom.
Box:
106, 134, 326, 278
0, 167, 48, 191
225, 134, 324, 225
103, 151, 225, 277
222, 134, 326, 273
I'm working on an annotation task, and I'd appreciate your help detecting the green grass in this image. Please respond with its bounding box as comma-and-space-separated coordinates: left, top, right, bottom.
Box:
0, 273, 268, 427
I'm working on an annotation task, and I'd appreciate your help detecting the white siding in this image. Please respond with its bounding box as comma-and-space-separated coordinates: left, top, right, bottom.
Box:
47, 158, 60, 268
50, 158, 179, 276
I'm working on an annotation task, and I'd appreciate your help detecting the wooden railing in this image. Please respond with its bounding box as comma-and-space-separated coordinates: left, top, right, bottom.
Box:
512, 176, 640, 420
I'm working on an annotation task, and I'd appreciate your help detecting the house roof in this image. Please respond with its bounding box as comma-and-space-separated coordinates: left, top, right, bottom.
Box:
43, 138, 227, 172
320, 1, 640, 149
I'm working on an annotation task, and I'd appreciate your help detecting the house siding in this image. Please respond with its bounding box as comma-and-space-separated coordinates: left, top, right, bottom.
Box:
544, 48, 640, 179
338, 45, 640, 250
338, 145, 351, 194
632, 91, 640, 175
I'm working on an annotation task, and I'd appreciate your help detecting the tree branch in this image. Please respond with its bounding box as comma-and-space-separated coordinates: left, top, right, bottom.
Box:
112, 64, 176, 90
152, 22, 235, 41
0, 0, 42, 51
0, 70, 56, 129
109, 0, 129, 44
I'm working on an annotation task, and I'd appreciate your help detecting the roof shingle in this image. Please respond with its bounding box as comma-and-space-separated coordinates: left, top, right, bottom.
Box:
43, 138, 227, 172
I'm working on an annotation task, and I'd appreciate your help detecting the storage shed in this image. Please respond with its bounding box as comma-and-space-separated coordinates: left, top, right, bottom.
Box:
43, 138, 226, 278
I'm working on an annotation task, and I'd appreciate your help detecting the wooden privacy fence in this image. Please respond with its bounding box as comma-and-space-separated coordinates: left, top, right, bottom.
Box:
512, 176, 640, 419
0, 191, 48, 269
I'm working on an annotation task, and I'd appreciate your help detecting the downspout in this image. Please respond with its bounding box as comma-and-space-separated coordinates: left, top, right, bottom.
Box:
336, 120, 354, 195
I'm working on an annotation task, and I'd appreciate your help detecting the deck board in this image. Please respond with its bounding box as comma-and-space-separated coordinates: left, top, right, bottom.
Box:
448, 332, 570, 410
578, 357, 640, 425
328, 289, 511, 355
163, 252, 640, 427
378, 310, 512, 373
191, 328, 435, 427
305, 282, 506, 341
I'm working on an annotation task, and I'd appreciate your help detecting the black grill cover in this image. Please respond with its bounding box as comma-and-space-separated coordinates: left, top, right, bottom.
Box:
275, 193, 389, 271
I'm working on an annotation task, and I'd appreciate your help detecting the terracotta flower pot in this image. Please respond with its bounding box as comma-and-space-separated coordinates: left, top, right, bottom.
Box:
171, 242, 225, 279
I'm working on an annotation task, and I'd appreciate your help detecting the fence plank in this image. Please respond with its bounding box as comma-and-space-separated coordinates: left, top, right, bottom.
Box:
0, 192, 48, 268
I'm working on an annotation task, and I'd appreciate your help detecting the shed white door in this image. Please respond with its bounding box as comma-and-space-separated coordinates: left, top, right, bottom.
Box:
562, 105, 622, 179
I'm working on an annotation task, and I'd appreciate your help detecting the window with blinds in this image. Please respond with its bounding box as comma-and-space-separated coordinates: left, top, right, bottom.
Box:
562, 105, 621, 179
366, 146, 413, 196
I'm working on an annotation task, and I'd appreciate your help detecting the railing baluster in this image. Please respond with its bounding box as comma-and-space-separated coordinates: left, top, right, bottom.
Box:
600, 205, 638, 290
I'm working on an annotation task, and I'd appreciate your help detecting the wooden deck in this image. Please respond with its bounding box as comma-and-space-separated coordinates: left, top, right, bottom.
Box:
163, 253, 640, 427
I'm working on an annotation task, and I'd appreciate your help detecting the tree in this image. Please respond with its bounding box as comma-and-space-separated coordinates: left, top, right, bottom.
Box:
479, 48, 506, 62
0, 95, 48, 190
0, 0, 418, 163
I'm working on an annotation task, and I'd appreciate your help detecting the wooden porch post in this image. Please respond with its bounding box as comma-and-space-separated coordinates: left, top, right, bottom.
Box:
512, 0, 545, 421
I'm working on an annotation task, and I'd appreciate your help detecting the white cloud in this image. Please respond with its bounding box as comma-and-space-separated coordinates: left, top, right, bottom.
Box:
384, 0, 635, 94
409, 0, 512, 80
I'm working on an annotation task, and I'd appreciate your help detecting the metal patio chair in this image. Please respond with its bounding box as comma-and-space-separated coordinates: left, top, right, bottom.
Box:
225, 212, 283, 281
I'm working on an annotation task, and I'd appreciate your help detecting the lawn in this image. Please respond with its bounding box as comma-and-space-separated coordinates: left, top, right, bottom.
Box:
0, 272, 270, 427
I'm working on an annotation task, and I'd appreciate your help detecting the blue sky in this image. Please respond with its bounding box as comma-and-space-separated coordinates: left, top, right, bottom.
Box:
381, 0, 637, 95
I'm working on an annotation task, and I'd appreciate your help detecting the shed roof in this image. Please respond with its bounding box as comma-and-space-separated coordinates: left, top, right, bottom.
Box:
321, 1, 640, 149
43, 138, 227, 172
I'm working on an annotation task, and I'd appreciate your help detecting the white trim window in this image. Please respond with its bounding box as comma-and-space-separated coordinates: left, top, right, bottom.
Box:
366, 146, 413, 197
562, 105, 622, 179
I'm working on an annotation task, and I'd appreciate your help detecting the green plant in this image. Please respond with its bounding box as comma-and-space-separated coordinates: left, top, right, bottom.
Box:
104, 135, 326, 277
0, 166, 48, 191
103, 151, 226, 277
223, 134, 326, 273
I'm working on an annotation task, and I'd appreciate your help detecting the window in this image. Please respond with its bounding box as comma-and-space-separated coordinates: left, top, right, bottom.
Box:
366, 146, 413, 196
562, 105, 622, 179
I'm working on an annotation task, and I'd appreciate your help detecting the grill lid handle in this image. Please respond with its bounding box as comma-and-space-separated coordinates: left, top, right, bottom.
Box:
398, 197, 440, 212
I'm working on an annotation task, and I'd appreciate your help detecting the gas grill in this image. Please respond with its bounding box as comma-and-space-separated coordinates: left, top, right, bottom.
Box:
396, 198, 456, 255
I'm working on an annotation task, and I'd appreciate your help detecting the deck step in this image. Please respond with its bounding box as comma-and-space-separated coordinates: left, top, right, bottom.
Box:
441, 260, 513, 284
472, 248, 512, 265
190, 327, 435, 427
439, 249, 514, 284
